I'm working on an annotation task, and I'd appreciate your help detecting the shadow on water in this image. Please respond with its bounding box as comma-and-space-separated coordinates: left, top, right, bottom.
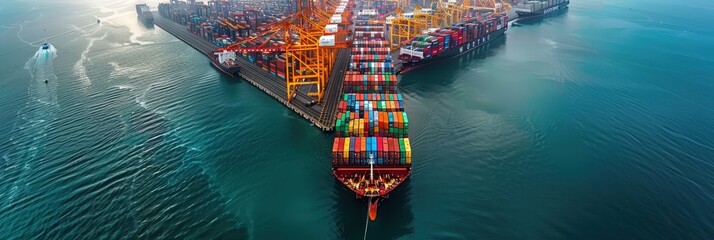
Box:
35, 104, 253, 239
219, 72, 246, 85
122, 107, 250, 239
516, 7, 570, 24
331, 179, 414, 240
137, 17, 155, 29
398, 34, 508, 90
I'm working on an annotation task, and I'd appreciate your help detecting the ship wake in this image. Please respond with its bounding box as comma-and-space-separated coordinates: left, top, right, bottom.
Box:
1, 45, 60, 205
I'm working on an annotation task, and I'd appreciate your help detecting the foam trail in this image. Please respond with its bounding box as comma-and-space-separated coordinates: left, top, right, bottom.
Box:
2, 45, 59, 205
73, 31, 108, 87
16, 24, 35, 47
29, 23, 96, 45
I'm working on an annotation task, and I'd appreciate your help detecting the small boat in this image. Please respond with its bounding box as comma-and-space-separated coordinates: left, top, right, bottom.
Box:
44, 79, 48, 84
97, 19, 101, 24
42, 42, 50, 50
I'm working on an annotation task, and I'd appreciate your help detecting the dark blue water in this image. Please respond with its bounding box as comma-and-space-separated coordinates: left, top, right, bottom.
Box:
1, 0, 713, 239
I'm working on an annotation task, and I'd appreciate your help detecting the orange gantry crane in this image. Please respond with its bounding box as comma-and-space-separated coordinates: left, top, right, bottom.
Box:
465, 0, 511, 13
217, 0, 350, 103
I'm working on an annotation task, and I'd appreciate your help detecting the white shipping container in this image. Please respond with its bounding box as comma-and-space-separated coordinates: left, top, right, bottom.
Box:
400, 47, 424, 59
325, 24, 339, 33
330, 16, 342, 24
319, 35, 336, 47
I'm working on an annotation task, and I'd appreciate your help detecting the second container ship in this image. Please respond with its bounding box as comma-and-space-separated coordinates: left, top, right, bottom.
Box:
398, 12, 508, 73
135, 4, 154, 26
514, 0, 570, 19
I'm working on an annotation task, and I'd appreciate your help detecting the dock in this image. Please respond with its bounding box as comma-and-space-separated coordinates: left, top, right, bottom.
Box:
153, 13, 345, 132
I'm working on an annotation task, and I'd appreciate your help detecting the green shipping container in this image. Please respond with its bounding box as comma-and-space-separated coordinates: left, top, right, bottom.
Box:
399, 139, 406, 164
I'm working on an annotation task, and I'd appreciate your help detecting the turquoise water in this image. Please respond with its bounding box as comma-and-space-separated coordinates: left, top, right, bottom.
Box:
1, 0, 713, 239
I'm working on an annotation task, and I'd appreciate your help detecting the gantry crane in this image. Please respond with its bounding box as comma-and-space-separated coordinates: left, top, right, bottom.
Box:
218, 0, 350, 102
464, 0, 511, 13
389, 9, 428, 51
388, 0, 509, 51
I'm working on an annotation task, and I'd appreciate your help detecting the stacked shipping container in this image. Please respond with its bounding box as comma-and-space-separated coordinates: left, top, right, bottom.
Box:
398, 13, 508, 60
342, 75, 398, 93
332, 21, 412, 167
334, 93, 409, 138
159, 0, 352, 80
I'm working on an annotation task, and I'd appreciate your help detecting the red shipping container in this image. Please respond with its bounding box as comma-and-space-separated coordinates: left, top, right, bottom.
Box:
361, 137, 367, 159
377, 137, 383, 155
392, 138, 398, 163
383, 137, 389, 160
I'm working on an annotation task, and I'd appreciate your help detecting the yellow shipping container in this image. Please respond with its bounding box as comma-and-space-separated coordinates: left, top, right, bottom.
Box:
349, 119, 354, 135
404, 138, 412, 158
360, 119, 365, 137
359, 118, 364, 137
358, 119, 362, 137
343, 137, 350, 159
352, 119, 358, 135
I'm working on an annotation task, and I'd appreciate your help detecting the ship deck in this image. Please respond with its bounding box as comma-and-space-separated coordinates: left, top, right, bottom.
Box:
153, 13, 345, 132
334, 167, 410, 197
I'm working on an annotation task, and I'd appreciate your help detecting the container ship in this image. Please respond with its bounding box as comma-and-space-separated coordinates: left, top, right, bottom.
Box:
332, 8, 411, 221
514, 0, 570, 19
397, 12, 508, 73
211, 50, 241, 77
135, 4, 154, 25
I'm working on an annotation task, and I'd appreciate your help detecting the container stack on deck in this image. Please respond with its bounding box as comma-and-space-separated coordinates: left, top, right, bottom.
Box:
158, 0, 291, 78
347, 20, 395, 75
399, 13, 507, 60
332, 10, 412, 197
